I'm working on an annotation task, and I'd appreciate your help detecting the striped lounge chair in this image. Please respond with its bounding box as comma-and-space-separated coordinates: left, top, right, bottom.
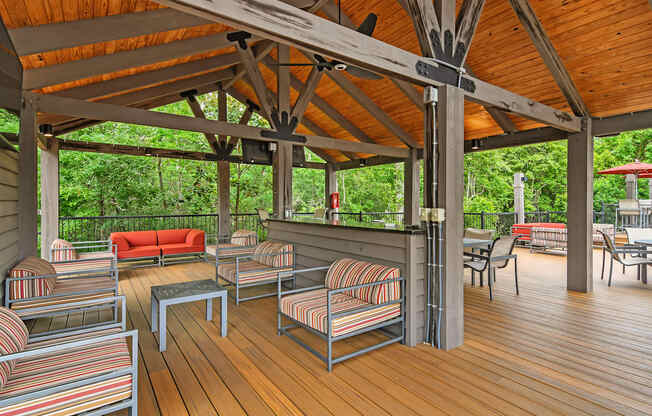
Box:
4, 257, 119, 334
50, 238, 118, 279
217, 240, 294, 304
0, 301, 138, 416
206, 229, 258, 261
277, 258, 405, 371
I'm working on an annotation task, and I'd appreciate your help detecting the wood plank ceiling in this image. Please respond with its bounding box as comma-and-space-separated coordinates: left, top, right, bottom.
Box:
1, 0, 651, 162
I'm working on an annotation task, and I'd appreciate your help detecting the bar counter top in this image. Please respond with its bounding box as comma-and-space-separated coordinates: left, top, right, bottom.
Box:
268, 216, 423, 234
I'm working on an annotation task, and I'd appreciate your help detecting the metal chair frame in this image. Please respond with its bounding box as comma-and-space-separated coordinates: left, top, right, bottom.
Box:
464, 236, 519, 300
598, 229, 652, 286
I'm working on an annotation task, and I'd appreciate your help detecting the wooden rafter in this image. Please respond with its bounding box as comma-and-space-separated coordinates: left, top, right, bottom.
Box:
402, 0, 440, 58
276, 44, 291, 116
454, 0, 486, 67
223, 40, 275, 90
152, 0, 581, 132
185, 94, 221, 153
290, 66, 324, 126
226, 101, 255, 148
235, 40, 275, 121
508, 0, 589, 117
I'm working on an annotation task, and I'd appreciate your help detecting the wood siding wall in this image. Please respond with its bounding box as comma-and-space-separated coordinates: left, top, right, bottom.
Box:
0, 147, 19, 296
268, 221, 425, 346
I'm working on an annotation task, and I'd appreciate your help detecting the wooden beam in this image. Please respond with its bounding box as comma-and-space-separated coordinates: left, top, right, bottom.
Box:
276, 44, 291, 116
23, 32, 241, 90
291, 66, 324, 126
54, 52, 239, 101
392, 79, 422, 109
404, 147, 420, 226
454, 0, 486, 67
509, 0, 589, 117
235, 41, 275, 121
9, 9, 207, 56
435, 0, 456, 49
40, 139, 58, 259
223, 41, 276, 90
29, 92, 408, 158
217, 85, 228, 145
55, 138, 325, 168
152, 0, 581, 132
0, 132, 17, 144
0, 86, 20, 113
593, 109, 652, 137
464, 127, 567, 153
334, 155, 405, 170
0, 18, 21, 90
403, 0, 440, 58
186, 94, 220, 153
273, 138, 293, 218
18, 97, 38, 258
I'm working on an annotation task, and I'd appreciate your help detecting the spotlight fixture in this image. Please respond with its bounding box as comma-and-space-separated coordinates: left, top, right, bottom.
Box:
471, 139, 482, 150
359, 159, 367, 167
39, 124, 54, 137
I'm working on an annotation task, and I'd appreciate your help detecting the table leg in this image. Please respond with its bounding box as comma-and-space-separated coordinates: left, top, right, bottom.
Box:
206, 298, 213, 321
643, 251, 648, 284
221, 294, 227, 337
151, 298, 158, 333
159, 303, 167, 352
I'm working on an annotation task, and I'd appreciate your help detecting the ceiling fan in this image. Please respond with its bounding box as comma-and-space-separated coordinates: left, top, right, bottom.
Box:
276, 9, 382, 80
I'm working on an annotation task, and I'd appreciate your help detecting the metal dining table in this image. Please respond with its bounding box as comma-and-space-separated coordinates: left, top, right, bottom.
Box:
633, 239, 652, 284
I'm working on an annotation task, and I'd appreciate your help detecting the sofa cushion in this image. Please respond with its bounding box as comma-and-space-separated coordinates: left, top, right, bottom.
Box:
325, 259, 401, 304
160, 243, 204, 255
280, 289, 401, 337
231, 230, 257, 246
122, 231, 157, 247
118, 245, 160, 259
185, 229, 205, 247
157, 229, 191, 245
253, 241, 293, 268
218, 261, 293, 285
50, 239, 77, 261
110, 233, 130, 253
0, 307, 29, 387
9, 257, 56, 301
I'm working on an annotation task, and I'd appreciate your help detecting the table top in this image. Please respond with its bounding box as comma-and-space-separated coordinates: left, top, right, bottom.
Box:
635, 239, 652, 245
464, 238, 493, 248
151, 279, 226, 301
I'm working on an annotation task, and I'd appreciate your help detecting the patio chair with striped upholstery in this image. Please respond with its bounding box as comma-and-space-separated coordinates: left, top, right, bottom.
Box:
4, 257, 119, 334
50, 238, 118, 280
217, 240, 295, 304
0, 298, 138, 416
206, 229, 258, 261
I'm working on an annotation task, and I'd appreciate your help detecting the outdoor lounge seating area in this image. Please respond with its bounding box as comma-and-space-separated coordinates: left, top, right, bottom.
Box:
110, 229, 206, 267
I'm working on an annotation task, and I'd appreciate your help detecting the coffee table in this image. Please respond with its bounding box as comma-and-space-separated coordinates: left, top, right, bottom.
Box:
151, 279, 227, 351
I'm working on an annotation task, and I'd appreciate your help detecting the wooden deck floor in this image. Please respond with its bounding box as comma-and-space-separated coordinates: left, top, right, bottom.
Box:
37, 248, 652, 416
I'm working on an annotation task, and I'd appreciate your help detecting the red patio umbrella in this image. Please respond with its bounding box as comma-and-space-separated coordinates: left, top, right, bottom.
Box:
597, 160, 652, 175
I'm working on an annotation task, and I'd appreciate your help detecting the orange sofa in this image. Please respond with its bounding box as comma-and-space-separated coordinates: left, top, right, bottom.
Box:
110, 229, 205, 267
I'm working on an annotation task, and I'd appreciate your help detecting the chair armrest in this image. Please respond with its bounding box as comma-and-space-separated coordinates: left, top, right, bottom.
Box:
327, 276, 404, 295
280, 284, 326, 297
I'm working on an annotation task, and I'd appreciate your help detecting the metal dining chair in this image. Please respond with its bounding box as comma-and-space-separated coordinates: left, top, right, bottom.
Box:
598, 230, 652, 287
464, 228, 494, 286
464, 236, 518, 300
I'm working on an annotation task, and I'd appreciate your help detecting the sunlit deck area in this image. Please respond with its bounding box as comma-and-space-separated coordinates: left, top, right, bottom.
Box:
28, 248, 651, 416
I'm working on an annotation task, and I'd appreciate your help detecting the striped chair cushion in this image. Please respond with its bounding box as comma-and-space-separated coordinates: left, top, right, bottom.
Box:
50, 239, 77, 262
207, 244, 256, 258
9, 257, 56, 301
0, 338, 132, 415
0, 308, 29, 387
77, 251, 114, 261
280, 289, 401, 337
325, 259, 401, 305
253, 241, 293, 268
218, 261, 293, 285
52, 257, 113, 276
231, 230, 257, 246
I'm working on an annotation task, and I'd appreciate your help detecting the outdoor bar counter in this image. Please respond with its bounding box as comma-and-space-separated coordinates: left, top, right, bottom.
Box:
267, 217, 425, 346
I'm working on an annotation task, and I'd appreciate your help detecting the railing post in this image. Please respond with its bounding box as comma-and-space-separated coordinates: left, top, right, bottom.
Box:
480, 211, 485, 229
359, 211, 363, 222
601, 201, 606, 223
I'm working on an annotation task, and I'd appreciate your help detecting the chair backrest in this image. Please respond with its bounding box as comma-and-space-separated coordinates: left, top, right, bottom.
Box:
313, 208, 326, 219
464, 228, 494, 240
624, 227, 652, 245
598, 230, 622, 262
489, 236, 518, 268
619, 199, 640, 216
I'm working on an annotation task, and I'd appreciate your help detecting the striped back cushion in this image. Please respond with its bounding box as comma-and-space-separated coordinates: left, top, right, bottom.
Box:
0, 307, 29, 387
253, 241, 293, 268
9, 257, 56, 301
51, 239, 77, 261
325, 259, 401, 305
231, 230, 257, 247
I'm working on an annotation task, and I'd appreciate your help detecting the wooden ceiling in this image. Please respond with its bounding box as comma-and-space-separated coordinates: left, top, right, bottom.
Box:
1, 0, 651, 162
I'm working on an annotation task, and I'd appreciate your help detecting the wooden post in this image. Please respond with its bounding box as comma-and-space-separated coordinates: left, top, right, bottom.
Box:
513, 172, 525, 224
567, 119, 593, 293
437, 85, 465, 350
18, 97, 38, 258
40, 140, 59, 259
273, 143, 293, 218
325, 163, 337, 216
216, 87, 231, 237
404, 147, 420, 226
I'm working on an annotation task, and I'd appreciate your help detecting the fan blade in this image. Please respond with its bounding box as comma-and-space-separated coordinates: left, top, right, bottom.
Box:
346, 65, 383, 80
357, 13, 378, 37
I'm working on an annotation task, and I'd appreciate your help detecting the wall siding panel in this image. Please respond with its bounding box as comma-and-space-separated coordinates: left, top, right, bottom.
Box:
0, 148, 19, 297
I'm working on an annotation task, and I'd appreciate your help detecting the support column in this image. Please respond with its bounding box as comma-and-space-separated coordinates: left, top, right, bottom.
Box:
404, 148, 420, 226
218, 162, 230, 237
567, 119, 594, 293
437, 85, 465, 350
18, 97, 38, 258
625, 174, 637, 199
513, 172, 525, 224
40, 140, 59, 259
273, 143, 292, 219
325, 163, 337, 215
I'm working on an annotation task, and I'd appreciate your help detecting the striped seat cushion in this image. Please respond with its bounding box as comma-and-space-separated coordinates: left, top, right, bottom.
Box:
253, 241, 293, 268
207, 244, 256, 258
10, 288, 116, 318
0, 338, 132, 415
218, 261, 293, 285
231, 230, 257, 246
52, 258, 113, 276
280, 289, 401, 337
0, 375, 132, 416
77, 251, 114, 261
9, 257, 56, 301
50, 239, 77, 262
0, 308, 29, 387
325, 259, 401, 304
26, 328, 123, 350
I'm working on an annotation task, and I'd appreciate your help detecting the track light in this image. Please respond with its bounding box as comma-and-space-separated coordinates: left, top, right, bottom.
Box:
39, 124, 54, 137
471, 139, 482, 150
359, 159, 367, 167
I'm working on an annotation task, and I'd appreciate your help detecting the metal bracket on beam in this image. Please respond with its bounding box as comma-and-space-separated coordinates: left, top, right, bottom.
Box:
227, 31, 252, 49
180, 89, 199, 100
416, 61, 475, 93
246, 99, 261, 113
261, 109, 306, 143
